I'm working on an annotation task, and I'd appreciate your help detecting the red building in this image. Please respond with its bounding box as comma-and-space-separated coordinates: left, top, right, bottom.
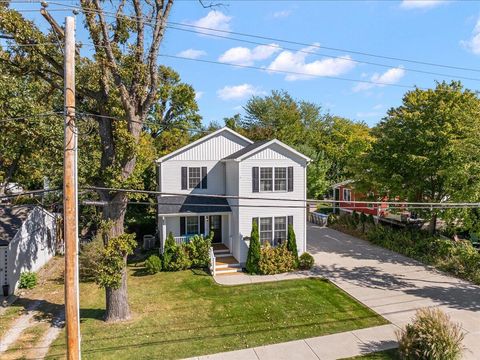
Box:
332, 180, 389, 217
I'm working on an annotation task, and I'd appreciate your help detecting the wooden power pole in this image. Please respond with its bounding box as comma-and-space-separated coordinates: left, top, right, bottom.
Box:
63, 16, 81, 360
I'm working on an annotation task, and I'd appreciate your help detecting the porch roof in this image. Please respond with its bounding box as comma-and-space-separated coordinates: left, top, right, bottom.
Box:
157, 195, 231, 215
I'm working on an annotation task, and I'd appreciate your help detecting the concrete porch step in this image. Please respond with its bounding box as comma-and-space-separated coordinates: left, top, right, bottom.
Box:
215, 256, 239, 266
215, 267, 243, 275
215, 252, 233, 258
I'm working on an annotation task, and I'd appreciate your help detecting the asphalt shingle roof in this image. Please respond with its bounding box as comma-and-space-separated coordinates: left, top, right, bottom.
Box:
222, 140, 270, 160
157, 195, 231, 215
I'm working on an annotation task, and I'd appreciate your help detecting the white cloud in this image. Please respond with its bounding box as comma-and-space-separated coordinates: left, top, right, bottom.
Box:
400, 0, 445, 9
356, 111, 381, 118
272, 10, 292, 19
218, 44, 281, 66
177, 49, 207, 59
461, 18, 480, 55
266, 44, 356, 81
190, 11, 232, 36
353, 66, 406, 92
372, 104, 384, 110
195, 91, 204, 100
217, 84, 264, 100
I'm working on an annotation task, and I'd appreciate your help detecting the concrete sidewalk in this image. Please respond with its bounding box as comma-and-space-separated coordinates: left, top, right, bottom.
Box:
209, 225, 480, 359
186, 324, 397, 360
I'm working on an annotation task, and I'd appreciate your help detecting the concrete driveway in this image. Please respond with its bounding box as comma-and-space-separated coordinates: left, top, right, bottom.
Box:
307, 224, 480, 359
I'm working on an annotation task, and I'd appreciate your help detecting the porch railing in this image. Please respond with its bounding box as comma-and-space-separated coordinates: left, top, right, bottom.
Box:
209, 246, 216, 276
309, 212, 328, 227
173, 233, 208, 246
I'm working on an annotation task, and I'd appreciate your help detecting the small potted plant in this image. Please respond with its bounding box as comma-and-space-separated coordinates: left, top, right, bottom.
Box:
2, 283, 10, 296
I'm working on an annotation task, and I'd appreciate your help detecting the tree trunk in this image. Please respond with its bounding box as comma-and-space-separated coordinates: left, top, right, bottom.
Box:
102, 193, 131, 322
429, 212, 437, 235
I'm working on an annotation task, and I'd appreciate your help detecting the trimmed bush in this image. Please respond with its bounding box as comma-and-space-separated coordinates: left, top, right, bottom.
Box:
298, 252, 315, 270
397, 308, 464, 360
185, 234, 212, 268
258, 243, 295, 275
145, 255, 162, 274
164, 245, 191, 271
246, 221, 261, 274
287, 224, 299, 267
18, 271, 37, 289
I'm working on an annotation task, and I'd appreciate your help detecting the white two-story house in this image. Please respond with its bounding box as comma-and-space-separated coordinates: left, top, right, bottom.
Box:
156, 127, 310, 273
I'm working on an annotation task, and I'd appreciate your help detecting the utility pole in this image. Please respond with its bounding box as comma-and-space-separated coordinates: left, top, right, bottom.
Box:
63, 16, 81, 360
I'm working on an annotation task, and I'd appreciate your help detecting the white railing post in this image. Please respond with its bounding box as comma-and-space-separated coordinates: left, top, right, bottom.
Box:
209, 246, 216, 276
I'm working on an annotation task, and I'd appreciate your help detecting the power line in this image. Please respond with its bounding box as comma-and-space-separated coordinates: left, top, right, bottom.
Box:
81, 186, 480, 208
45, 1, 480, 74
0, 188, 61, 200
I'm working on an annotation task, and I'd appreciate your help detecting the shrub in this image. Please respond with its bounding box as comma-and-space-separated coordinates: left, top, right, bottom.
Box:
352, 211, 360, 225
298, 252, 315, 270
367, 214, 375, 224
185, 234, 211, 268
258, 243, 295, 275
327, 213, 338, 225
287, 224, 299, 267
397, 308, 464, 360
165, 245, 191, 271
79, 235, 104, 282
145, 255, 162, 274
18, 271, 38, 289
162, 232, 176, 270
246, 221, 261, 274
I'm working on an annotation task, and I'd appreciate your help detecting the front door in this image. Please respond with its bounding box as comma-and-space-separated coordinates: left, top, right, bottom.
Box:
209, 215, 222, 243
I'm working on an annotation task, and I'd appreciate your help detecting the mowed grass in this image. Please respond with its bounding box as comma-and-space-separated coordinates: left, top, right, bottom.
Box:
47, 267, 387, 360
343, 349, 399, 359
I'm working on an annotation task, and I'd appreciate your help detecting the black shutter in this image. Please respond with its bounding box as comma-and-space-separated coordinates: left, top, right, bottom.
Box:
287, 166, 294, 192
180, 217, 186, 236
199, 216, 205, 235
201, 167, 207, 189
181, 167, 188, 190
288, 216, 293, 227
252, 167, 259, 193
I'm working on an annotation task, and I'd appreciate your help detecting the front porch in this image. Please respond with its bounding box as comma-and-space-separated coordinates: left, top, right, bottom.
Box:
211, 243, 242, 275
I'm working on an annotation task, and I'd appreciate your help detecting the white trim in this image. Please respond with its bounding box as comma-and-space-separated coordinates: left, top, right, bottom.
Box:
157, 211, 231, 217
155, 127, 253, 163
234, 139, 311, 162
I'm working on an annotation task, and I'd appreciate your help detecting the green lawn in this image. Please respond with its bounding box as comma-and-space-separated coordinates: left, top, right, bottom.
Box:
47, 267, 387, 359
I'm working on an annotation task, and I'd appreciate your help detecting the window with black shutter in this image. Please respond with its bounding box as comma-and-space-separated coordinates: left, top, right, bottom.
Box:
252, 167, 259, 192
288, 216, 293, 227
287, 167, 294, 192
180, 217, 186, 236
181, 167, 187, 190
201, 167, 207, 189
199, 216, 205, 234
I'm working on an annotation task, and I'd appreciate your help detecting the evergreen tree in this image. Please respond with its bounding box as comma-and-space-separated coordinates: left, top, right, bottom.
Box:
246, 221, 261, 274
162, 232, 176, 270
287, 224, 299, 267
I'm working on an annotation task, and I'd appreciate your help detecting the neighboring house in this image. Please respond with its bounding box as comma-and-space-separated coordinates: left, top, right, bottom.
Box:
155, 127, 310, 274
332, 180, 388, 217
0, 206, 57, 295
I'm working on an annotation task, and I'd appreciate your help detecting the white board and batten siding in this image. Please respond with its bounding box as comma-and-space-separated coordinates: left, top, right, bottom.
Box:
158, 130, 250, 195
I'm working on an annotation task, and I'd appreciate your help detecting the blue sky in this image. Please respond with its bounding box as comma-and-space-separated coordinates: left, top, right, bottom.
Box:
10, 0, 480, 127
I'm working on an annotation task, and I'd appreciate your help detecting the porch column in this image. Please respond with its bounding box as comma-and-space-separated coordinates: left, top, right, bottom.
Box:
161, 216, 167, 253
228, 213, 232, 250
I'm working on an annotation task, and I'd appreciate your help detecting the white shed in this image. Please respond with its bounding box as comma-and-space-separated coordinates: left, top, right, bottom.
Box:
0, 206, 57, 296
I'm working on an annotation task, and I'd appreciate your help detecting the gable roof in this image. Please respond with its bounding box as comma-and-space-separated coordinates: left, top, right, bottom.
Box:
223, 139, 311, 162
0, 206, 33, 246
331, 180, 355, 189
155, 127, 253, 163
222, 140, 270, 160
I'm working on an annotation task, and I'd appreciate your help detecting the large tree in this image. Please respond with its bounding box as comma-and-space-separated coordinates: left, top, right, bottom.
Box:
0, 0, 203, 321
363, 81, 480, 233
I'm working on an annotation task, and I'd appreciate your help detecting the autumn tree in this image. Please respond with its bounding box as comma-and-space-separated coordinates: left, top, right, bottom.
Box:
363, 81, 480, 233
0, 0, 206, 321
